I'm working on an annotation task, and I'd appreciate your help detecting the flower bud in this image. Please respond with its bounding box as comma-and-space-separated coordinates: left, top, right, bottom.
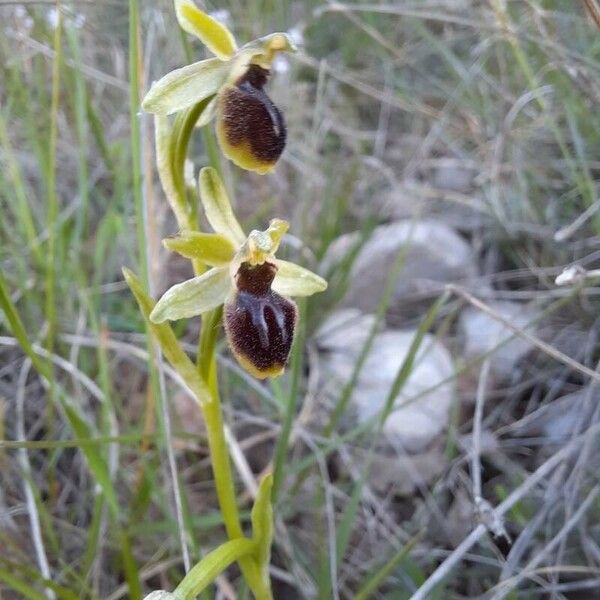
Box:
216, 64, 286, 174
224, 261, 297, 378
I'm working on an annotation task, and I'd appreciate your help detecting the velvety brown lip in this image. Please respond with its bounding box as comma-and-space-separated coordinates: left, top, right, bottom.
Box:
218, 64, 286, 164
225, 261, 297, 376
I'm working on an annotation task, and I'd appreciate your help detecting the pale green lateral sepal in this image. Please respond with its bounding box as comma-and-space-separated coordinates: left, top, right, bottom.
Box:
272, 260, 328, 297
199, 167, 246, 245
142, 58, 228, 115
164, 232, 236, 265
150, 267, 231, 323
251, 473, 274, 584
154, 115, 189, 227
175, 0, 237, 60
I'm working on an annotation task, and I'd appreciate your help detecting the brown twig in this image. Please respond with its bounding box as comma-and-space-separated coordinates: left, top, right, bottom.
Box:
584, 0, 600, 29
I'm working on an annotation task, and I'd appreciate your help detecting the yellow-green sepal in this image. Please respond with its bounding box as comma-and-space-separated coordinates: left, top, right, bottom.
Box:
150, 267, 231, 323
272, 260, 328, 297
199, 167, 246, 245
142, 58, 228, 115
175, 0, 237, 60
164, 232, 236, 265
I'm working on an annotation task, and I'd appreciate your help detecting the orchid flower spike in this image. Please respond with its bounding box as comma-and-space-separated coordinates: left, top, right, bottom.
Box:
142, 0, 296, 174
150, 168, 327, 378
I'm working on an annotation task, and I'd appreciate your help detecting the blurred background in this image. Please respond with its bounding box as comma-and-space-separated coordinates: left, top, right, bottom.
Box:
1, 1, 600, 598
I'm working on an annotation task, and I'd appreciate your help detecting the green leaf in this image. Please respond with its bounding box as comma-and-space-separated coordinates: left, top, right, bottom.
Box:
175, 0, 238, 60
142, 58, 228, 115
273, 259, 328, 297
61, 402, 119, 516
199, 167, 246, 245
0, 271, 50, 379
174, 538, 256, 599
149, 267, 231, 323
164, 232, 235, 265
251, 473, 274, 580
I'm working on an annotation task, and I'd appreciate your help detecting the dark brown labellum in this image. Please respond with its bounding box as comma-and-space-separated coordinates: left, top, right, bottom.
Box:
224, 261, 297, 379
217, 64, 286, 172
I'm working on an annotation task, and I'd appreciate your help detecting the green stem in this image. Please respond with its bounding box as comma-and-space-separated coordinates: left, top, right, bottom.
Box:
198, 310, 272, 599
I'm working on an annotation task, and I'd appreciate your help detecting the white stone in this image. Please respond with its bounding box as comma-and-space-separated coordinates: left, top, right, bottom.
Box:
319, 318, 456, 453
459, 301, 537, 379
322, 220, 476, 314
314, 308, 376, 352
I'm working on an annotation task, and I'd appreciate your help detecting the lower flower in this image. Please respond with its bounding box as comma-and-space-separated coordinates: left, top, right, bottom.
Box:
224, 261, 297, 379
148, 167, 327, 379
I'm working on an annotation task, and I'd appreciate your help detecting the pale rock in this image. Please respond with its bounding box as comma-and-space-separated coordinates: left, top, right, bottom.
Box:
314, 308, 376, 352
323, 220, 476, 315
459, 301, 537, 379
318, 315, 456, 453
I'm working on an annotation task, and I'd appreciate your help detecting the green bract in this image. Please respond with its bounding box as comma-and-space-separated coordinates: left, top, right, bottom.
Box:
142, 0, 296, 174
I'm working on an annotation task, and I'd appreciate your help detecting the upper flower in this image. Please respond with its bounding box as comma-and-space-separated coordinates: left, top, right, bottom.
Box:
150, 167, 327, 378
142, 0, 296, 174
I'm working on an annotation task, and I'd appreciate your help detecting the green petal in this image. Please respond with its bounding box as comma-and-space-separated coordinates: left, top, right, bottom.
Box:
142, 58, 228, 115
163, 232, 235, 265
266, 219, 288, 252
150, 267, 231, 323
199, 167, 246, 245
272, 260, 328, 297
195, 95, 217, 128
175, 0, 237, 60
